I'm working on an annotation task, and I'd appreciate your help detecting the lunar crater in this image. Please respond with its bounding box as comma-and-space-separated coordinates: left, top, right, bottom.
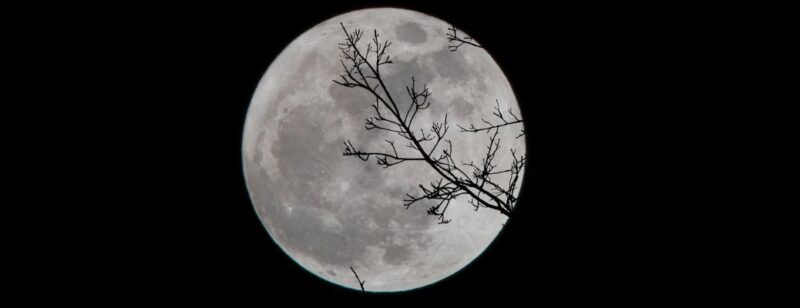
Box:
395, 22, 428, 44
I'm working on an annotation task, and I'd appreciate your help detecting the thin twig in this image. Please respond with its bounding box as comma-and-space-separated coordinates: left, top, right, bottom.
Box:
446, 25, 482, 52
458, 100, 525, 138
350, 266, 366, 292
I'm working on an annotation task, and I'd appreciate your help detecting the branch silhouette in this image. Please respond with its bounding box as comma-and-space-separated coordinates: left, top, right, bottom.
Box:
350, 266, 366, 292
458, 99, 526, 139
447, 25, 525, 138
446, 25, 482, 52
334, 22, 524, 223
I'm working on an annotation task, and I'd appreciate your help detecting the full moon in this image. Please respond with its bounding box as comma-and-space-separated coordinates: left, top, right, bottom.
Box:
242, 8, 525, 292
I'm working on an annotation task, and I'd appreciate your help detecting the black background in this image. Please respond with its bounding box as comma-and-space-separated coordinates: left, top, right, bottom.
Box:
155, 1, 623, 306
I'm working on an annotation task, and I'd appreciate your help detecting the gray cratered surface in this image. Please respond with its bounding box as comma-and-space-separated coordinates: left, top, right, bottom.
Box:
242, 8, 525, 292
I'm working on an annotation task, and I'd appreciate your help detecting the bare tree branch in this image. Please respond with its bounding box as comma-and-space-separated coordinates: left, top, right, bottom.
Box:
446, 25, 482, 52
343, 139, 425, 168
335, 23, 525, 223
458, 99, 526, 138
350, 266, 365, 292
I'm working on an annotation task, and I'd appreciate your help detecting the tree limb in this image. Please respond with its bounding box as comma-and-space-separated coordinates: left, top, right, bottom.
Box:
350, 266, 365, 292
458, 99, 525, 138
446, 25, 482, 52
335, 23, 524, 222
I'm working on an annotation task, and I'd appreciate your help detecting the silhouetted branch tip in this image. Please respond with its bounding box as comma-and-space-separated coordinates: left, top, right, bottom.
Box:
350, 266, 366, 292
458, 100, 525, 138
446, 25, 482, 52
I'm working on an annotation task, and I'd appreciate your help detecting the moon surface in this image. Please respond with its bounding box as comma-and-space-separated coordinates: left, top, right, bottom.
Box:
242, 8, 525, 292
